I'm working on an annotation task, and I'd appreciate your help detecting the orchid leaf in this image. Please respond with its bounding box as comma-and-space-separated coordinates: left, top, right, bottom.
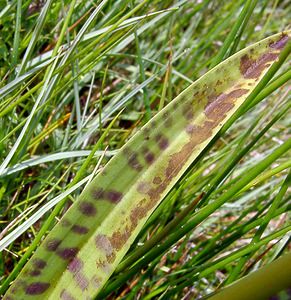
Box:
4, 31, 290, 300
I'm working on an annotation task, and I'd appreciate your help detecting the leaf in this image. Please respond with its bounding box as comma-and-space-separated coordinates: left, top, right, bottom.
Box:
207, 251, 291, 300
4, 31, 290, 300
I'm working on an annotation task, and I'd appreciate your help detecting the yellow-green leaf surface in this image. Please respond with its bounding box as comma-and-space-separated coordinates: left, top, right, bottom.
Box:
4, 32, 289, 300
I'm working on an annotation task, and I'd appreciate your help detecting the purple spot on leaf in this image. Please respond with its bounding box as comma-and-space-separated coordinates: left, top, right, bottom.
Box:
128, 152, 143, 171
79, 202, 96, 216
57, 247, 78, 260
72, 225, 89, 235
30, 269, 41, 276
33, 258, 47, 269
45, 239, 61, 251
105, 190, 123, 203
144, 151, 155, 164
25, 282, 50, 295
155, 134, 169, 150
68, 257, 83, 274
269, 34, 289, 49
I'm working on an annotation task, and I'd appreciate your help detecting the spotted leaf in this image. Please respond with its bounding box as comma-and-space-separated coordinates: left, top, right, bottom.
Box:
3, 31, 290, 300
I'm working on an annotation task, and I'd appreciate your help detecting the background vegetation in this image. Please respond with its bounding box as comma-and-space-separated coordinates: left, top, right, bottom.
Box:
0, 0, 290, 299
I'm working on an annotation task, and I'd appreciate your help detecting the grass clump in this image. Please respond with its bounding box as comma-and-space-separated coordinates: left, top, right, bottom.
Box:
0, 1, 290, 299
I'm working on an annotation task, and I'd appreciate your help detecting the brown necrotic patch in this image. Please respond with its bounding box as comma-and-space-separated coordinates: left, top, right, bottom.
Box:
57, 247, 78, 260
130, 204, 150, 227
78, 201, 96, 216
45, 238, 61, 251
153, 176, 162, 185
206, 89, 249, 119
25, 282, 50, 295
216, 80, 223, 86
106, 252, 116, 263
60, 289, 76, 300
109, 229, 131, 252
106, 203, 153, 256
96, 259, 111, 274
72, 225, 89, 235
269, 33, 289, 49
240, 52, 278, 79
155, 134, 169, 150
91, 275, 102, 288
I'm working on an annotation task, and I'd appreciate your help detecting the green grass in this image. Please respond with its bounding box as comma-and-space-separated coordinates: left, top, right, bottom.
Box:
0, 1, 290, 299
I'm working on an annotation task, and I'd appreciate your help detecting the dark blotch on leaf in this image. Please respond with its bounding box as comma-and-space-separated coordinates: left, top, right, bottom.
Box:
45, 239, 61, 251
269, 33, 289, 49
155, 134, 169, 150
128, 152, 143, 171
142, 147, 155, 164
105, 190, 123, 203
57, 247, 78, 260
30, 269, 41, 276
79, 201, 96, 216
25, 282, 50, 295
145, 152, 155, 164
33, 258, 47, 269
72, 225, 89, 235
240, 53, 278, 79
153, 177, 162, 185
